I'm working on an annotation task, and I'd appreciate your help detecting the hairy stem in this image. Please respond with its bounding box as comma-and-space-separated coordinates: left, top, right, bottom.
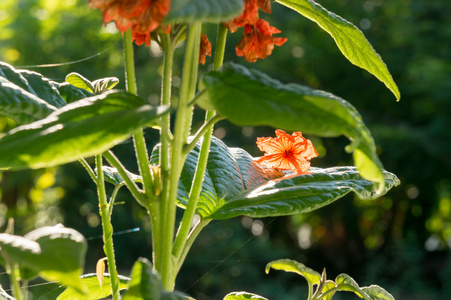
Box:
96, 155, 120, 300
159, 22, 202, 290
9, 262, 23, 300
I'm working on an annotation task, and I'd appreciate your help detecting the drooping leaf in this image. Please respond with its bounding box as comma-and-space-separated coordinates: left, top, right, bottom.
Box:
198, 62, 386, 192
65, 73, 94, 94
57, 273, 130, 300
322, 280, 337, 300
335, 274, 371, 300
151, 137, 399, 220
276, 0, 400, 100
0, 225, 87, 294
0, 91, 170, 170
223, 291, 268, 300
265, 259, 321, 285
361, 285, 395, 300
166, 0, 244, 23
101, 166, 142, 187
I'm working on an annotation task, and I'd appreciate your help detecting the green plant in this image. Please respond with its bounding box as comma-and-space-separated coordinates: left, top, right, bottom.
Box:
0, 0, 400, 299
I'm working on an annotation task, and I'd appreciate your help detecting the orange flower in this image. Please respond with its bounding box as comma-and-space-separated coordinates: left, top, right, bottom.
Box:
255, 130, 318, 174
223, 0, 259, 33
88, 0, 170, 46
236, 19, 287, 63
199, 34, 212, 65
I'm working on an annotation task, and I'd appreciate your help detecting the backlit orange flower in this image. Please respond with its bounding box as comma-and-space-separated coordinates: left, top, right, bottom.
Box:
199, 34, 212, 65
236, 19, 287, 63
255, 130, 318, 174
223, 0, 259, 33
88, 0, 170, 46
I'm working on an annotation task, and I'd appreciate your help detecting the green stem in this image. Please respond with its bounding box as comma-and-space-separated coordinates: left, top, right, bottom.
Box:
79, 158, 96, 183
159, 22, 202, 290
22, 280, 28, 300
172, 22, 228, 269
123, 29, 137, 95
96, 155, 120, 300
182, 113, 224, 154
155, 33, 174, 273
9, 263, 23, 300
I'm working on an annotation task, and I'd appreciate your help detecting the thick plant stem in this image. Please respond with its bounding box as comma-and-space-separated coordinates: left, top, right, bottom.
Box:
155, 34, 174, 272
96, 155, 120, 300
159, 22, 201, 290
172, 23, 228, 268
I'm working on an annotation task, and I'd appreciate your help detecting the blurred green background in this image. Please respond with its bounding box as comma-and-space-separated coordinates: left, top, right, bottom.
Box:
1, 0, 450, 299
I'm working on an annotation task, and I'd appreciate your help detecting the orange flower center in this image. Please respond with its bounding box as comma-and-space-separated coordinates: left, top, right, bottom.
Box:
284, 150, 293, 157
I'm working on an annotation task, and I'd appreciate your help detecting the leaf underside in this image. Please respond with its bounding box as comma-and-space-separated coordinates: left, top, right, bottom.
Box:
166, 0, 244, 23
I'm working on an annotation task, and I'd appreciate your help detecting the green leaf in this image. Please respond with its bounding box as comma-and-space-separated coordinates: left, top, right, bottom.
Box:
65, 72, 94, 93
0, 225, 87, 294
19, 69, 67, 108
56, 82, 95, 104
151, 137, 399, 220
275, 0, 400, 100
0, 73, 57, 125
265, 259, 321, 285
166, 0, 244, 23
223, 292, 268, 300
361, 285, 395, 300
322, 280, 337, 300
123, 258, 163, 300
0, 91, 170, 170
92, 77, 119, 93
123, 258, 191, 300
199, 62, 386, 192
335, 274, 370, 300
101, 166, 142, 187
57, 273, 130, 300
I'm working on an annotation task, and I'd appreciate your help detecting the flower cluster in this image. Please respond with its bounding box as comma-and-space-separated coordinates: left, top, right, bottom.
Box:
255, 130, 318, 174
88, 0, 171, 46
224, 0, 287, 62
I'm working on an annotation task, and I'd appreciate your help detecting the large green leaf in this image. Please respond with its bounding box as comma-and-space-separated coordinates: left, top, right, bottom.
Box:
151, 136, 399, 220
276, 0, 400, 100
265, 259, 321, 285
0, 91, 170, 170
335, 274, 370, 300
57, 273, 130, 300
166, 0, 243, 23
0, 225, 87, 294
198, 62, 387, 192
0, 75, 57, 125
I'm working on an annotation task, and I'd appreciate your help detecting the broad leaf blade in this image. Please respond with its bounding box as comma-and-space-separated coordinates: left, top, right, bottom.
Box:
19, 69, 67, 108
361, 285, 395, 300
0, 225, 87, 294
166, 0, 244, 23
0, 91, 170, 170
265, 259, 321, 285
199, 62, 386, 192
57, 273, 129, 300
0, 76, 57, 125
56, 82, 94, 104
92, 77, 119, 93
123, 258, 163, 300
276, 0, 400, 100
151, 137, 399, 220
